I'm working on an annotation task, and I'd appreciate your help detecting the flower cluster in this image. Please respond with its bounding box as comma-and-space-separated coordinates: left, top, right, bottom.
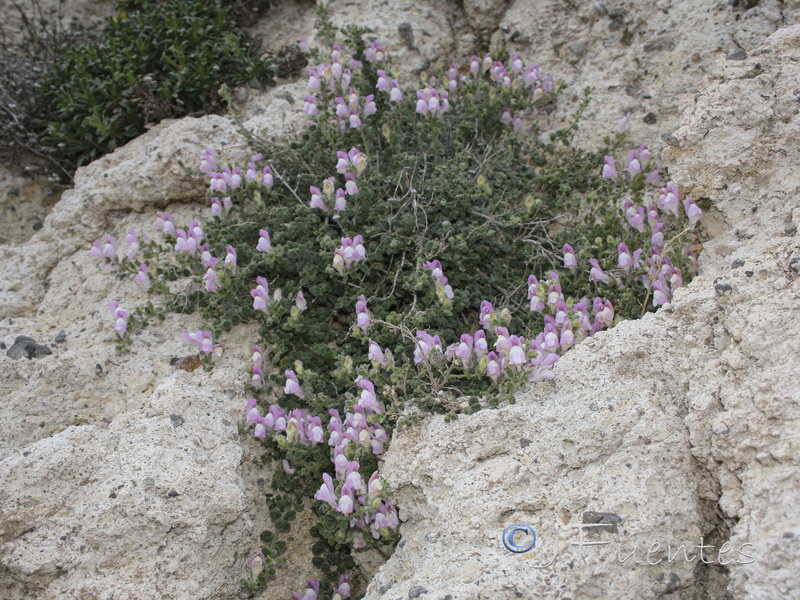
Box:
332, 236, 366, 275
376, 69, 403, 103
603, 144, 658, 184
305, 46, 380, 131
310, 147, 367, 216
90, 235, 118, 269
415, 86, 450, 119
174, 220, 204, 255
333, 89, 376, 130
290, 575, 351, 600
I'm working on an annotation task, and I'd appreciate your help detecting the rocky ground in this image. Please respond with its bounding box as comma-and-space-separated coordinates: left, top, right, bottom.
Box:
0, 1, 798, 599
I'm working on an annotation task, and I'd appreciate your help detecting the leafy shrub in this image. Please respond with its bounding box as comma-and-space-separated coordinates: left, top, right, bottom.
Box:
0, 0, 91, 179
93, 15, 705, 598
38, 0, 275, 167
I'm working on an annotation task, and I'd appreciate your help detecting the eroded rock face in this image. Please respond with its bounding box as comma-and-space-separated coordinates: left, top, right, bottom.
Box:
0, 373, 252, 600
491, 0, 799, 153
367, 24, 800, 600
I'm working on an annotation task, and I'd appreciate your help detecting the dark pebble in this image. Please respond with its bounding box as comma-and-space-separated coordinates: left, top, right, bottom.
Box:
789, 257, 800, 273
583, 510, 623, 533
643, 112, 657, 124
643, 36, 676, 52
170, 414, 185, 428
732, 259, 745, 269
6, 336, 52, 360
726, 49, 747, 61
54, 331, 67, 343
715, 282, 733, 295
167, 490, 180, 498
520, 438, 532, 448
409, 586, 428, 598
662, 133, 681, 147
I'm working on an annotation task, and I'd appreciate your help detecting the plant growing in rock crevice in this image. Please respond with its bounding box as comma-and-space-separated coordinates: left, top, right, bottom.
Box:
90, 13, 704, 598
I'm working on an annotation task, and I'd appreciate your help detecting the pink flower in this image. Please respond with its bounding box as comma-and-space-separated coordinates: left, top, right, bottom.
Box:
256, 229, 272, 252
589, 258, 613, 285
251, 276, 270, 312
182, 330, 217, 354
602, 156, 617, 180
284, 369, 305, 399
134, 264, 150, 289
109, 301, 129, 335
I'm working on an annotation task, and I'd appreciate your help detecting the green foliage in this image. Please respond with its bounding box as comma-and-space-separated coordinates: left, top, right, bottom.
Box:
39, 0, 275, 167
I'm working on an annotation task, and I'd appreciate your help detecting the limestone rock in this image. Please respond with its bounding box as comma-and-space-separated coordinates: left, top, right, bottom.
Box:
0, 372, 252, 600
491, 0, 797, 153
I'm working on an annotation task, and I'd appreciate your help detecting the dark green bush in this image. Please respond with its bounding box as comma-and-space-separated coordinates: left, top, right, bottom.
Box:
39, 0, 275, 167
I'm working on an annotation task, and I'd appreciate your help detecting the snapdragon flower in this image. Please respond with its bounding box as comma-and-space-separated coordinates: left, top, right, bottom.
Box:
182, 330, 221, 355
203, 267, 218, 292
414, 330, 443, 364
588, 258, 613, 285
125, 229, 140, 261
602, 156, 617, 180
209, 196, 232, 218
154, 211, 175, 235
562, 244, 578, 272
284, 369, 306, 399
251, 276, 270, 312
90, 235, 118, 269
224, 245, 237, 270
256, 229, 271, 252
332, 575, 352, 600
355, 295, 370, 335
658, 183, 681, 218
109, 301, 129, 336
336, 148, 368, 176
302, 94, 319, 117
199, 147, 217, 173
683, 196, 703, 227
291, 578, 320, 600
416, 86, 450, 119
295, 290, 307, 312
617, 243, 633, 273
248, 551, 264, 580
134, 264, 150, 289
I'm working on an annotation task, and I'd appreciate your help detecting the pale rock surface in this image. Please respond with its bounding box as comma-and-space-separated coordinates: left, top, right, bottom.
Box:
366, 24, 800, 600
491, 0, 799, 153
0, 372, 252, 600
